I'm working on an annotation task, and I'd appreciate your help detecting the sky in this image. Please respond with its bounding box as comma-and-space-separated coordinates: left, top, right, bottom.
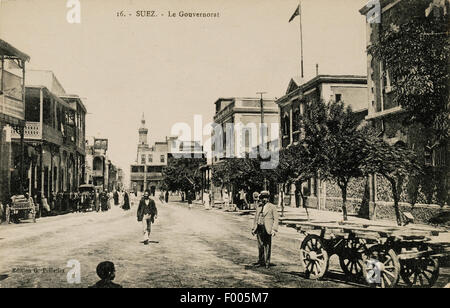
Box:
0, 0, 368, 185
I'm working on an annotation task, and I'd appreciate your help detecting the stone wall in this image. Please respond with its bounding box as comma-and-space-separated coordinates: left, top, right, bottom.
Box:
322, 195, 447, 224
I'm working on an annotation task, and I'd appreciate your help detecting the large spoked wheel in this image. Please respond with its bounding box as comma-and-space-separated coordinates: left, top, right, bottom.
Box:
300, 234, 329, 280
400, 257, 439, 288
362, 245, 400, 288
339, 238, 368, 279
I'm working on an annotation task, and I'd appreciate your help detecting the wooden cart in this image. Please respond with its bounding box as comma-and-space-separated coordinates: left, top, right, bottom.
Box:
7, 195, 37, 224
281, 218, 450, 288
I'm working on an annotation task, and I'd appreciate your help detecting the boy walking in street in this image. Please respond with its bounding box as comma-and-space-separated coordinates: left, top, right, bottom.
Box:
137, 190, 158, 245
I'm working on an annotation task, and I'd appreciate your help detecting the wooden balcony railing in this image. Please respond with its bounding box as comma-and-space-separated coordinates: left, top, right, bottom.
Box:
11, 122, 41, 140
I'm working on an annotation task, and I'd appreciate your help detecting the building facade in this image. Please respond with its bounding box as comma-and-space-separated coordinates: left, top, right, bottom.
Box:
210, 97, 279, 202
130, 114, 169, 194
276, 75, 368, 209
0, 39, 29, 204
90, 137, 109, 190
360, 0, 449, 210
211, 97, 279, 162
9, 70, 87, 201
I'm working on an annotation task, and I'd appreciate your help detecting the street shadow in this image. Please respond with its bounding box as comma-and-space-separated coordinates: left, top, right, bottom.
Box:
244, 263, 277, 270
139, 240, 159, 244
282, 270, 367, 288
0, 274, 9, 281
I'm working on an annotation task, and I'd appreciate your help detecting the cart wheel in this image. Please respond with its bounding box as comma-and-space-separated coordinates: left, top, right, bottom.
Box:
362, 245, 400, 288
300, 234, 329, 280
400, 257, 439, 288
339, 238, 368, 279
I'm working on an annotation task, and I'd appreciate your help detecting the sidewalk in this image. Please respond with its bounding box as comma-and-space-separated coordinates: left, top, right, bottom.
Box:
198, 200, 450, 244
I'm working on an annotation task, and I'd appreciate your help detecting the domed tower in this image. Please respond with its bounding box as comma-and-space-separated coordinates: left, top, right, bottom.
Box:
138, 113, 149, 151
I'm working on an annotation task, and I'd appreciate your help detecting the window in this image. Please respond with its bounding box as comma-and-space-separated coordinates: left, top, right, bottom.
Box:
335, 94, 342, 102
160, 155, 165, 163
148, 154, 153, 163
244, 130, 250, 150
294, 110, 301, 132
141, 154, 146, 164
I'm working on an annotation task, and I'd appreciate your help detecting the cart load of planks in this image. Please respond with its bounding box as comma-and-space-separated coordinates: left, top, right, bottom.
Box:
280, 217, 450, 288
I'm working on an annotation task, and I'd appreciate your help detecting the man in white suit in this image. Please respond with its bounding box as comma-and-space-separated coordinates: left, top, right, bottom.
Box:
252, 191, 279, 268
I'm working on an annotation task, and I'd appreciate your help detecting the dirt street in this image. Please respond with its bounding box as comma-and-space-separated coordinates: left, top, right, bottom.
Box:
0, 199, 448, 288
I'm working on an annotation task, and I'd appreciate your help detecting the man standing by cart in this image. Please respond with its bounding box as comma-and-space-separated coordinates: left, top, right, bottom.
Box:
252, 191, 279, 269
137, 190, 158, 245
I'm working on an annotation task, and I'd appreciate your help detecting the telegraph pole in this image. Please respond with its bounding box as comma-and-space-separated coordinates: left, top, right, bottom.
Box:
256, 91, 268, 191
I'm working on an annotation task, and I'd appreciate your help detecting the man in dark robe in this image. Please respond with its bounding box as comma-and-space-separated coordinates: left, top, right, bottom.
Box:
122, 191, 130, 210
100, 190, 109, 212
113, 191, 119, 205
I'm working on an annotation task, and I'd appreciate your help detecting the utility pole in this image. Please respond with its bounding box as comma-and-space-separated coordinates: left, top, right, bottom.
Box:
257, 91, 268, 191
299, 0, 304, 78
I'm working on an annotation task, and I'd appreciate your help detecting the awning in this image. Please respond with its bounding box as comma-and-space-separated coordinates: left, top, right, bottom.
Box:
0, 39, 30, 62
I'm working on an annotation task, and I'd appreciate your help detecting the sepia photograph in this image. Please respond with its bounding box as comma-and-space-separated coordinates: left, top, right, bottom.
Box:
0, 0, 449, 294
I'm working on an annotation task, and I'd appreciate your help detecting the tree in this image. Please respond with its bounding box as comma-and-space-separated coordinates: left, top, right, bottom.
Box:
275, 99, 330, 212
212, 158, 273, 195
162, 157, 206, 197
324, 101, 366, 221
362, 131, 421, 226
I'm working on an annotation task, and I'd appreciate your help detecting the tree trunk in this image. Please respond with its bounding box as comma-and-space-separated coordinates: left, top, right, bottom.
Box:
390, 179, 403, 226
340, 183, 348, 221
297, 181, 309, 220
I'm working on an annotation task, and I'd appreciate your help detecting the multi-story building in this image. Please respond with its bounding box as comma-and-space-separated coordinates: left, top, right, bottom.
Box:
276, 74, 367, 209
84, 140, 94, 185
210, 97, 279, 202
360, 0, 449, 211
211, 97, 279, 162
130, 114, 169, 194
169, 140, 205, 159
116, 168, 124, 191
0, 39, 29, 203
90, 137, 109, 190
9, 70, 87, 199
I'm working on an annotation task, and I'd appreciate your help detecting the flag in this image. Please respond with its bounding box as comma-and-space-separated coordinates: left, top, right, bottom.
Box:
288, 5, 300, 22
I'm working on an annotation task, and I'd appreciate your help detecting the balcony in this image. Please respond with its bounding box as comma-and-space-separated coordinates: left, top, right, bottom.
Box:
11, 122, 41, 140
92, 170, 104, 177
130, 172, 163, 181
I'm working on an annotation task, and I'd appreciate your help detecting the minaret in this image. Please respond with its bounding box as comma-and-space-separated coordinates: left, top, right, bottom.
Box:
138, 113, 149, 151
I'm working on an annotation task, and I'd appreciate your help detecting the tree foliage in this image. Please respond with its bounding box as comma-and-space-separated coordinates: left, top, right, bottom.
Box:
212, 158, 274, 193
162, 157, 206, 193
323, 101, 366, 220
362, 128, 422, 225
369, 0, 449, 139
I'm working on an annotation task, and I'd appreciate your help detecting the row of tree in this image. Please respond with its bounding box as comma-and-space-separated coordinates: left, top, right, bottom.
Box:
161, 3, 448, 226
210, 99, 421, 226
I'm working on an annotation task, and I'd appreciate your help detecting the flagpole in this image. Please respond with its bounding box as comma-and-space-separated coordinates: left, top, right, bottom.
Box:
299, 0, 304, 78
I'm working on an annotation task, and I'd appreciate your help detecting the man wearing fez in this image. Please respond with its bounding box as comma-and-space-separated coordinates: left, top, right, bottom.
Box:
137, 189, 158, 245
252, 191, 279, 268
